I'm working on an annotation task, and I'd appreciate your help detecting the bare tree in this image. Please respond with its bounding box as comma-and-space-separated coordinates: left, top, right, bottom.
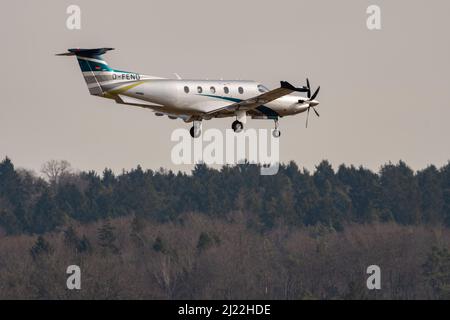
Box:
41, 160, 72, 184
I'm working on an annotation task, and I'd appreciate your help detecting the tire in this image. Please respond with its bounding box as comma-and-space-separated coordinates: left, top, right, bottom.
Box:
232, 120, 243, 133
272, 129, 281, 138
190, 126, 201, 138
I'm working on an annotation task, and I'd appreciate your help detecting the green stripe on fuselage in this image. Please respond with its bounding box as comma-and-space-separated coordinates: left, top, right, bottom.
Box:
77, 58, 136, 74
77, 58, 112, 72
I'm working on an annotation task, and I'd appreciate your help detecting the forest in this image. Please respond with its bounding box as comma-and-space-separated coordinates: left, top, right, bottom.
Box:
0, 157, 449, 299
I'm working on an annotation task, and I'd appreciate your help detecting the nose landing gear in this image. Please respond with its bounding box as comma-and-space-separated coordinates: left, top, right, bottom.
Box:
190, 121, 202, 138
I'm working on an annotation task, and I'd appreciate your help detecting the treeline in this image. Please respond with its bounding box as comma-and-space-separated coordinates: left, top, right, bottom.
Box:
1, 157, 450, 299
0, 157, 449, 235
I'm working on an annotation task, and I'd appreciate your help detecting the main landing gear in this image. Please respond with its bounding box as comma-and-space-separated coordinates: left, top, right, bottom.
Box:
272, 119, 281, 138
232, 110, 246, 133
232, 120, 244, 133
231, 118, 281, 138
189, 121, 202, 138
189, 118, 281, 138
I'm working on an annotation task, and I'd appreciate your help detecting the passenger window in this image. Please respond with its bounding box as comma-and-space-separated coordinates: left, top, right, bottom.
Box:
197, 86, 203, 94
238, 87, 244, 94
184, 86, 189, 94
224, 86, 229, 94
210, 86, 216, 94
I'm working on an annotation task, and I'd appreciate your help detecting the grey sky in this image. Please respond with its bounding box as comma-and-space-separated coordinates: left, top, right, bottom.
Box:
0, 0, 449, 175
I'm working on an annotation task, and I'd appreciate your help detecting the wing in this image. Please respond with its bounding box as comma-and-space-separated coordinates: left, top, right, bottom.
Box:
205, 81, 308, 116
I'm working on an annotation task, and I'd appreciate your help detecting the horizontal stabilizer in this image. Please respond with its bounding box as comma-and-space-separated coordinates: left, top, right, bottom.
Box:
55, 52, 76, 56
116, 94, 161, 107
56, 48, 114, 57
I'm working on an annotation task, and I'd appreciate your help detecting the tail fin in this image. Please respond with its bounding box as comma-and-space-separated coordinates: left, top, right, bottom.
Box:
57, 48, 116, 96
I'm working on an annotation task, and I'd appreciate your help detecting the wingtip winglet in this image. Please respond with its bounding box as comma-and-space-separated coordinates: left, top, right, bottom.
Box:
281, 81, 309, 93
280, 81, 295, 90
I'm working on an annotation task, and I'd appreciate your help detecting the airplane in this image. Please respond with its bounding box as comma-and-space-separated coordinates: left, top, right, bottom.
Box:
57, 48, 321, 138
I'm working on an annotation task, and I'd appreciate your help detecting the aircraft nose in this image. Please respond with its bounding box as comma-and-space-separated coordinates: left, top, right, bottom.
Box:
309, 100, 319, 107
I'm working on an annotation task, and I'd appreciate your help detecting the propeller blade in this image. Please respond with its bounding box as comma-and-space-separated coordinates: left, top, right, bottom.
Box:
310, 86, 320, 101
303, 79, 320, 128
306, 107, 310, 128
313, 107, 320, 117
306, 78, 311, 98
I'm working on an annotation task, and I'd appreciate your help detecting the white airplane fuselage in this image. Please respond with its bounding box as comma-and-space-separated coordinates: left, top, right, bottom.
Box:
58, 48, 320, 137
115, 78, 311, 121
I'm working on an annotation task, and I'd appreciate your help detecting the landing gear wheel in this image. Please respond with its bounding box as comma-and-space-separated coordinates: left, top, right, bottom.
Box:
190, 126, 201, 138
272, 119, 281, 138
272, 129, 281, 138
232, 120, 244, 133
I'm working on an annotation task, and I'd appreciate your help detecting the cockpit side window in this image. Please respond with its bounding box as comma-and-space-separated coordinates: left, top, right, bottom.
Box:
257, 84, 270, 93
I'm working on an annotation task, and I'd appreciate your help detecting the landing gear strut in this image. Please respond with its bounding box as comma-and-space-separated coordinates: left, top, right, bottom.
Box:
190, 121, 202, 138
272, 119, 281, 138
232, 120, 244, 133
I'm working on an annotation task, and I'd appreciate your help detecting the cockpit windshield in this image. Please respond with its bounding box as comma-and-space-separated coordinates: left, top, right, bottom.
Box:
257, 84, 270, 93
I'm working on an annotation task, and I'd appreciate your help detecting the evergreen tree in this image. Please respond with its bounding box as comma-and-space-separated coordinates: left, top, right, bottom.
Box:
0, 197, 20, 234
56, 183, 89, 222
440, 162, 450, 226
311, 161, 352, 229
102, 168, 116, 188
32, 189, 64, 234
338, 165, 381, 223
0, 157, 18, 196
380, 161, 421, 225
417, 165, 444, 224
0, 157, 27, 233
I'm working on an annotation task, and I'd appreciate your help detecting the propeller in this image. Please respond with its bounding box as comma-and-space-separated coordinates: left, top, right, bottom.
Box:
299, 78, 321, 128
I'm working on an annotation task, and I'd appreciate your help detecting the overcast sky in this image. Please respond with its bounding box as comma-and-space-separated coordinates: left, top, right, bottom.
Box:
0, 0, 449, 175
